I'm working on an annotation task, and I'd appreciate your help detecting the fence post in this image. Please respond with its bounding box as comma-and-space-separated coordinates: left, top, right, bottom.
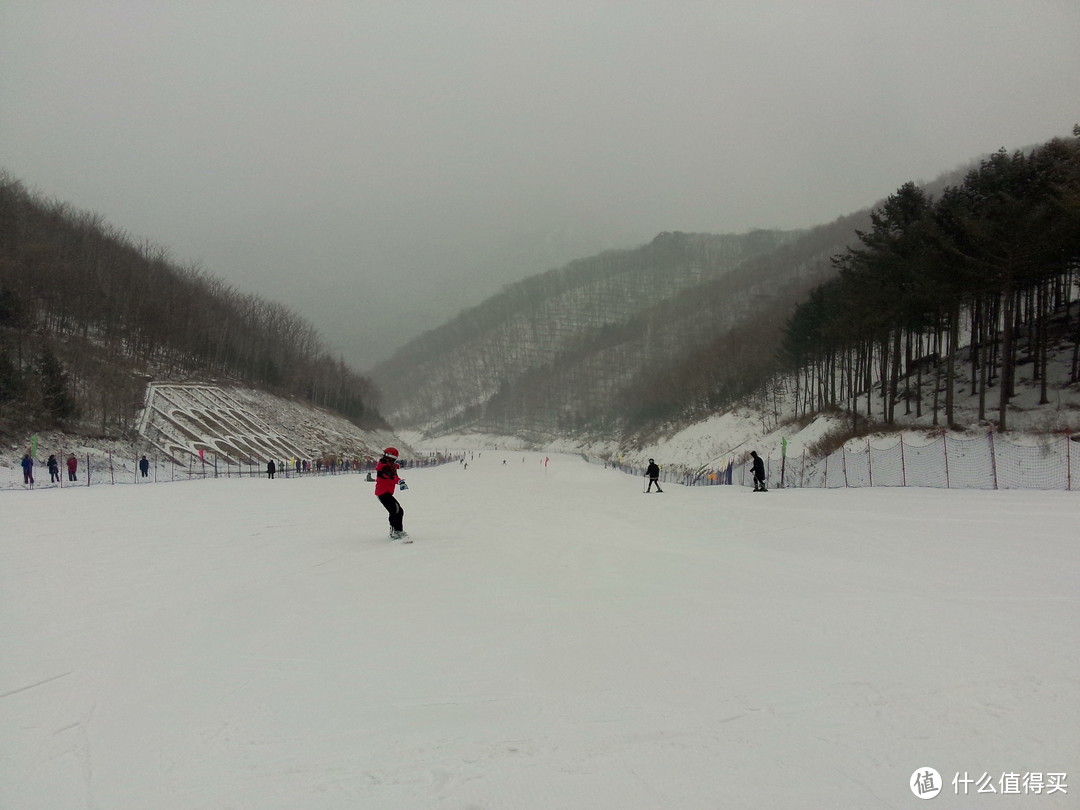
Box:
109, 451, 115, 485
842, 448, 849, 488
900, 435, 907, 487
866, 439, 873, 488
988, 431, 998, 490
86, 453, 91, 487
1066, 432, 1072, 492
780, 437, 787, 489
942, 431, 950, 489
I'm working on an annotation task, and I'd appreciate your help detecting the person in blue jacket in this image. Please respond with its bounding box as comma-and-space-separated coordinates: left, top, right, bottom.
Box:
21, 453, 34, 488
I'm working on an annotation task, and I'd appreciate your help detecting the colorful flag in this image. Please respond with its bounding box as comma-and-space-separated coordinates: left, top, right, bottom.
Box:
781, 437, 788, 458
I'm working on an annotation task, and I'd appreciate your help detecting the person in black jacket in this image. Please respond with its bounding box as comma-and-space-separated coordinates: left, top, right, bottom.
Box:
645, 458, 663, 493
750, 451, 767, 492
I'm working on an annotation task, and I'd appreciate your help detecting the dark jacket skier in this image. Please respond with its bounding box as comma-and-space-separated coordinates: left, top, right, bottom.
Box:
47, 454, 60, 482
750, 451, 767, 492
645, 458, 663, 493
139, 455, 150, 478
266, 459, 276, 479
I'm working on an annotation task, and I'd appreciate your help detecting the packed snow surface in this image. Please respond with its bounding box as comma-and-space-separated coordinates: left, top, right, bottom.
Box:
2, 453, 1077, 808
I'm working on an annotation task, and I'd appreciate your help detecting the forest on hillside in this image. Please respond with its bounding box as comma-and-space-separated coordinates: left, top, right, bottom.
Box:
0, 174, 385, 437
781, 136, 1080, 432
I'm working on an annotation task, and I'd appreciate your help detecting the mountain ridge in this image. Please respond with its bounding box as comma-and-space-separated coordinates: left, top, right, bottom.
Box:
372, 228, 809, 431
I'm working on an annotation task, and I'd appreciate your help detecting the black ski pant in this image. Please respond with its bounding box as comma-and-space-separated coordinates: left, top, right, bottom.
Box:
647, 476, 662, 492
378, 493, 405, 532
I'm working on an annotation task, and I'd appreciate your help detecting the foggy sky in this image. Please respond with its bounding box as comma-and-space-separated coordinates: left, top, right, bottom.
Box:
2, 1, 1078, 371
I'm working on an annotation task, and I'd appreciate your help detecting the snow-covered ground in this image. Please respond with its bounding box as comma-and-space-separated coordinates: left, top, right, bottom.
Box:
3, 452, 1076, 808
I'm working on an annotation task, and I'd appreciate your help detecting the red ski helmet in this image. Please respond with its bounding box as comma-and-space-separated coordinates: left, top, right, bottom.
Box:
383, 447, 399, 459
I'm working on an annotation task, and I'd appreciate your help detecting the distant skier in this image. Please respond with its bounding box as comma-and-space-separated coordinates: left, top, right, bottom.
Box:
47, 454, 60, 483
375, 447, 408, 540
266, 459, 276, 479
139, 455, 150, 478
66, 454, 78, 482
750, 451, 767, 492
645, 458, 663, 493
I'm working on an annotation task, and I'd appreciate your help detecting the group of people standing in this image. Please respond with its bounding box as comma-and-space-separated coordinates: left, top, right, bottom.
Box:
16, 453, 154, 488
19, 453, 79, 488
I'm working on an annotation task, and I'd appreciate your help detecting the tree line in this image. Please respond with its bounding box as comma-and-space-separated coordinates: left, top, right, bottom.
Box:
0, 174, 385, 435
780, 135, 1080, 431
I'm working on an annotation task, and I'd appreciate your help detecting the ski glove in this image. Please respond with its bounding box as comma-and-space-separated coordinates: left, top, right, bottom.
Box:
398, 480, 408, 491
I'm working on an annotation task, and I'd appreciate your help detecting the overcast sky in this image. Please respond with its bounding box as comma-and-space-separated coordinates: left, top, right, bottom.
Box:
2, 1, 1078, 371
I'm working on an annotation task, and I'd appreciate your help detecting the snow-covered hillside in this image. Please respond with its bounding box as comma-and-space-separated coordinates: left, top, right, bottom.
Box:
136, 382, 401, 465
3, 453, 1076, 808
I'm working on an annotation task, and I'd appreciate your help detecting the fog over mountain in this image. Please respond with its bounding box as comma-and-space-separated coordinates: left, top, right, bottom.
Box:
2, 1, 1077, 370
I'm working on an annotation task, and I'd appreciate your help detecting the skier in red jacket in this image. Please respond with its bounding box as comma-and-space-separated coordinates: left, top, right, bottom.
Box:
374, 447, 408, 540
